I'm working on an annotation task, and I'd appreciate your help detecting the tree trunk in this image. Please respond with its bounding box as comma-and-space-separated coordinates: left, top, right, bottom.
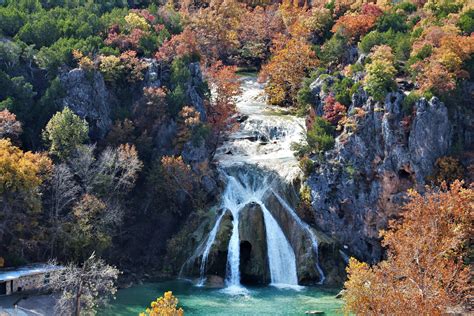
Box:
75, 282, 82, 316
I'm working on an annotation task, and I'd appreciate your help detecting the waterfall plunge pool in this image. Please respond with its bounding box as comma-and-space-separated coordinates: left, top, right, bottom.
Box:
100, 280, 343, 315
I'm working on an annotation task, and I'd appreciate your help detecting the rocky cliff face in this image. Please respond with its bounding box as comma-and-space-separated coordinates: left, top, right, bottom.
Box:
307, 76, 454, 263
60, 69, 114, 139
59, 60, 207, 153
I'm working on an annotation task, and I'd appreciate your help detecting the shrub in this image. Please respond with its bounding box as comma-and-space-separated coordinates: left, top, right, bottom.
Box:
376, 12, 408, 33
0, 7, 25, 36
359, 31, 386, 54
458, 9, 474, 35
42, 107, 89, 160
395, 2, 417, 13
427, 156, 465, 185
323, 95, 347, 125
401, 91, 420, 115
332, 77, 353, 106
140, 291, 184, 316
299, 156, 315, 177
307, 117, 335, 154
318, 33, 348, 66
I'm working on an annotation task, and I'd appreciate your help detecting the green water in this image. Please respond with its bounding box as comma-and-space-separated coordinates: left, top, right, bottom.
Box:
100, 280, 343, 315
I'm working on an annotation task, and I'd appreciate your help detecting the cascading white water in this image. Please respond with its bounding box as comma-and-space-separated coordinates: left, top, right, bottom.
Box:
188, 76, 324, 291
259, 203, 298, 286
272, 191, 326, 284
196, 211, 227, 286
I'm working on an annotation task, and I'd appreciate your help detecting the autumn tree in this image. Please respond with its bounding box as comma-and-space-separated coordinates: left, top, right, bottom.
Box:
43, 107, 89, 161
323, 95, 347, 126
140, 291, 184, 316
343, 181, 473, 315
410, 25, 474, 94
364, 45, 397, 101
260, 37, 318, 106
161, 155, 194, 203
0, 109, 22, 144
69, 144, 143, 199
176, 105, 201, 148
205, 61, 240, 146
156, 27, 200, 63
236, 5, 285, 66
428, 156, 465, 185
0, 139, 52, 260
69, 194, 111, 260
189, 0, 244, 63
43, 163, 80, 258
331, 13, 378, 42
50, 253, 120, 316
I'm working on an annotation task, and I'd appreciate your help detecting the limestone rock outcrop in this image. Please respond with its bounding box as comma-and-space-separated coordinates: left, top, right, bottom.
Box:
307, 76, 453, 263
60, 68, 113, 139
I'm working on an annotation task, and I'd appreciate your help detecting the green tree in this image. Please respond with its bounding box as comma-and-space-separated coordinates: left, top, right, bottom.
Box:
0, 7, 25, 36
307, 117, 335, 154
42, 107, 89, 160
458, 9, 474, 34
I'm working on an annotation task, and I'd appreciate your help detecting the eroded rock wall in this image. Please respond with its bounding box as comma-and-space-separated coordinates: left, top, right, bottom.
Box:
307, 77, 454, 263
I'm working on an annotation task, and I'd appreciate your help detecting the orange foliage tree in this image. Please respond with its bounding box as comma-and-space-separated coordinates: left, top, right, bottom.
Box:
343, 180, 473, 315
0, 109, 22, 144
156, 27, 200, 63
236, 5, 285, 66
161, 155, 194, 200
205, 61, 240, 147
411, 25, 474, 94
331, 13, 378, 42
189, 0, 244, 63
260, 37, 318, 106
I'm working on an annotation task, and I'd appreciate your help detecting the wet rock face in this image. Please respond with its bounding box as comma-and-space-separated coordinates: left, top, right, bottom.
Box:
205, 210, 233, 278
307, 79, 452, 263
238, 203, 270, 285
60, 68, 113, 139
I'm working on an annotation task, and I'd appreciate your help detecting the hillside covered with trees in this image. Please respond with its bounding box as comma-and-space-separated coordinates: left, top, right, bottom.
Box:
0, 0, 472, 314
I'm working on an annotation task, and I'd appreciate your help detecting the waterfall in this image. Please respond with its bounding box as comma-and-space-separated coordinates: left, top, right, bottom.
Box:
259, 203, 298, 285
272, 191, 326, 284
196, 211, 227, 286
185, 76, 325, 290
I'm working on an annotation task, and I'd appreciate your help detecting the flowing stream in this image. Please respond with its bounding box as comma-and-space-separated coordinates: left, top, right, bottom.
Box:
186, 76, 324, 291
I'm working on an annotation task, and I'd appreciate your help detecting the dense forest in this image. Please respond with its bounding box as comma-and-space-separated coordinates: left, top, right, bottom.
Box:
0, 0, 472, 314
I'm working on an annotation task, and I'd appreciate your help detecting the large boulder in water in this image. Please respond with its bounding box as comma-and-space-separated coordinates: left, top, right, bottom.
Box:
238, 202, 270, 284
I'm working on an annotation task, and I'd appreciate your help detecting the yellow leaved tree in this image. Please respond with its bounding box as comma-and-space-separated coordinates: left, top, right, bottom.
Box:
140, 291, 184, 316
